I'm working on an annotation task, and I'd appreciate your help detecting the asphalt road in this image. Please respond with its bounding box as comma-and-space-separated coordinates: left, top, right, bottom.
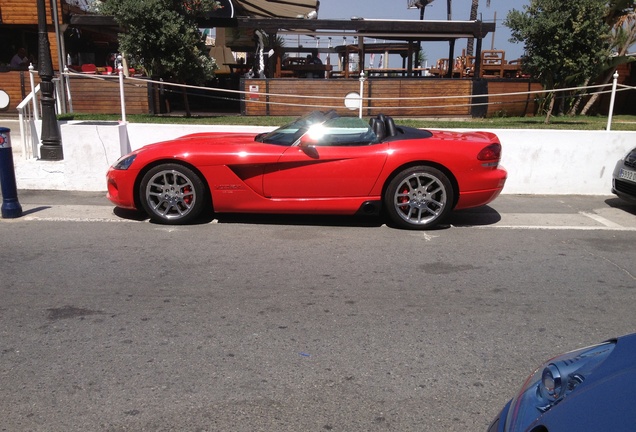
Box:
1, 192, 635, 431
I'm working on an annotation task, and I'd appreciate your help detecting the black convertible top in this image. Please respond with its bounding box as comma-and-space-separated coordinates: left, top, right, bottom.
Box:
369, 114, 433, 142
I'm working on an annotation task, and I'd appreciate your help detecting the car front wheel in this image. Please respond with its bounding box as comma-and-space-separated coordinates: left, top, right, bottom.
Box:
139, 163, 206, 224
384, 166, 454, 229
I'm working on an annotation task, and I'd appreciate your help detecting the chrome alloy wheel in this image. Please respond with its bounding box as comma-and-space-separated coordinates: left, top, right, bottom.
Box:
145, 169, 196, 219
385, 166, 453, 229
139, 163, 206, 224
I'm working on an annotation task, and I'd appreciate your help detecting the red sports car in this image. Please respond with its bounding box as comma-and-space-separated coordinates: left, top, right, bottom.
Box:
106, 112, 506, 229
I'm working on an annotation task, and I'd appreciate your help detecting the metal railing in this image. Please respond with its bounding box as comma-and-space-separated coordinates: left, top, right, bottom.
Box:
16, 83, 40, 160
15, 66, 65, 160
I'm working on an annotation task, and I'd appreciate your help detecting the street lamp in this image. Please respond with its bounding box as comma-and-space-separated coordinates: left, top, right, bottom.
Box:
37, 0, 63, 160
409, 0, 435, 72
408, 0, 435, 12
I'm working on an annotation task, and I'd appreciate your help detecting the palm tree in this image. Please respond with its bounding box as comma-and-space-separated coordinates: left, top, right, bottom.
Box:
466, 0, 490, 56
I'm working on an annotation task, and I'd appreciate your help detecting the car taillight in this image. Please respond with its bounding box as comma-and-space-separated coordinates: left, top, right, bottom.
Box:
477, 143, 501, 161
477, 143, 501, 167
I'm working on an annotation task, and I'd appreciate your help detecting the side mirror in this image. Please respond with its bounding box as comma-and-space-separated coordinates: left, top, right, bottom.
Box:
298, 134, 318, 148
298, 135, 319, 159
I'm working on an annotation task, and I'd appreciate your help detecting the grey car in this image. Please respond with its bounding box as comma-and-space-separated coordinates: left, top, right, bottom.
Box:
612, 147, 636, 204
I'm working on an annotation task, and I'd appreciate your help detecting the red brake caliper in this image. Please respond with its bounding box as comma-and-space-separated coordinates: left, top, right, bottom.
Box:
183, 186, 193, 205
398, 185, 409, 209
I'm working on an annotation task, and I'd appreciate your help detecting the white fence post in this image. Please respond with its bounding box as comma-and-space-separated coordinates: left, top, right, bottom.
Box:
64, 67, 74, 113
53, 77, 63, 114
606, 71, 619, 131
28, 64, 39, 121
118, 55, 127, 123
358, 71, 366, 118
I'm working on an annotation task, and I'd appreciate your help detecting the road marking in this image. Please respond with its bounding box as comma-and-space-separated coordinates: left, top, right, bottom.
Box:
1, 205, 134, 223
452, 210, 636, 231
11, 217, 635, 231
579, 211, 625, 228
21, 216, 134, 223
2, 205, 635, 231
470, 225, 636, 231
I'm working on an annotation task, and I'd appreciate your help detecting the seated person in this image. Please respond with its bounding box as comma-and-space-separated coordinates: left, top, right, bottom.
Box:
306, 50, 322, 65
305, 50, 323, 78
10, 48, 30, 69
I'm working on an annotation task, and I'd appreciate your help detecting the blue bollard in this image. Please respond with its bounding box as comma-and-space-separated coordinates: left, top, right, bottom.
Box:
0, 127, 23, 218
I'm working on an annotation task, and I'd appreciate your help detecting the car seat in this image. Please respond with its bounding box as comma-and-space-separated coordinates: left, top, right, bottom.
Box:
369, 117, 386, 141
373, 114, 401, 139
385, 116, 398, 137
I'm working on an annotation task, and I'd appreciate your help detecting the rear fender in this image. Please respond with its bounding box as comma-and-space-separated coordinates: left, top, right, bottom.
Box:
379, 161, 460, 209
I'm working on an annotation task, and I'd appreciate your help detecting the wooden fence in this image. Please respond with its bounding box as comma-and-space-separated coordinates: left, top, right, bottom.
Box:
0, 71, 150, 115
66, 75, 149, 115
1, 69, 542, 118
241, 77, 541, 118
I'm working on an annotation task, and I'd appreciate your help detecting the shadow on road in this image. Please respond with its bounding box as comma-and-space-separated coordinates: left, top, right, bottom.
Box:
447, 205, 502, 227
21, 206, 52, 216
113, 207, 149, 222
213, 212, 385, 228
111, 205, 503, 229
605, 198, 636, 215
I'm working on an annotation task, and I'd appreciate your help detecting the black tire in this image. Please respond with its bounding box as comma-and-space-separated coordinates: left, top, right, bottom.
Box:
139, 163, 206, 224
384, 165, 454, 229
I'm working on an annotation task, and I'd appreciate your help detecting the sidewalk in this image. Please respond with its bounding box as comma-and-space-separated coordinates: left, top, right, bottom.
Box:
3, 191, 635, 230
13, 189, 109, 205
0, 190, 125, 223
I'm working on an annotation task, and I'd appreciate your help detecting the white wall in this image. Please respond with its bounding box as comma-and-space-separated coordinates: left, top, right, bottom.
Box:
493, 129, 633, 195
12, 121, 636, 195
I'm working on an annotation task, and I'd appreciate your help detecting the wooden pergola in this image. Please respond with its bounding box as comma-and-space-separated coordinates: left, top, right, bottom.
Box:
213, 17, 497, 79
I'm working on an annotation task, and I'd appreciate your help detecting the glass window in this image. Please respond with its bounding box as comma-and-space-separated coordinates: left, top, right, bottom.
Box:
256, 111, 335, 146
307, 117, 379, 146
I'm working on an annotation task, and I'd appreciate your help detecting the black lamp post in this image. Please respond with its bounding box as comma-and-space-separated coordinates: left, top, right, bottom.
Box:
37, 0, 63, 160
414, 0, 435, 73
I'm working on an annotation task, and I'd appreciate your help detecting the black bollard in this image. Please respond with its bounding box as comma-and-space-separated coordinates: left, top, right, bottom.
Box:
0, 127, 23, 218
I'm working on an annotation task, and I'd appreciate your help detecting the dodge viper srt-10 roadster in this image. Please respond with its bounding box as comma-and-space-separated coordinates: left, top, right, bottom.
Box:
107, 112, 507, 229
488, 333, 636, 432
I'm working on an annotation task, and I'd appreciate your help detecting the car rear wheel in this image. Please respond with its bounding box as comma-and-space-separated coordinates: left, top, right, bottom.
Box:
384, 166, 454, 229
139, 163, 205, 224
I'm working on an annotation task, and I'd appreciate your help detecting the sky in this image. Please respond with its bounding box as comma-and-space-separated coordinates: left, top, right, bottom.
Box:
315, 0, 530, 66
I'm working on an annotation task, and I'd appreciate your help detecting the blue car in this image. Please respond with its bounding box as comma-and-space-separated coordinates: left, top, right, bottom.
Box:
488, 333, 636, 432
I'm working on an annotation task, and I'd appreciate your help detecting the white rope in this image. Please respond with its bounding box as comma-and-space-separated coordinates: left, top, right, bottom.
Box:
62, 70, 635, 113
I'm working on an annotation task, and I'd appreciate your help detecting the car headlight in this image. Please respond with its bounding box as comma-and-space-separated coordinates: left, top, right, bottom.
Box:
504, 340, 615, 431
113, 154, 137, 170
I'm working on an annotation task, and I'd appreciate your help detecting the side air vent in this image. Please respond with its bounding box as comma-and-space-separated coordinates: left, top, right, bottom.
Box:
615, 179, 636, 196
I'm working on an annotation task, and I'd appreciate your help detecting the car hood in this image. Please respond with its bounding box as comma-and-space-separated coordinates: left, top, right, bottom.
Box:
525, 333, 636, 431
130, 132, 261, 154
126, 132, 284, 168
162, 132, 260, 146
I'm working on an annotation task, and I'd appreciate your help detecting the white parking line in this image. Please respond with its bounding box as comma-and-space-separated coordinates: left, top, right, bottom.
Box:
3, 205, 635, 231
21, 216, 134, 223
579, 211, 625, 228
472, 225, 636, 231
2, 205, 133, 223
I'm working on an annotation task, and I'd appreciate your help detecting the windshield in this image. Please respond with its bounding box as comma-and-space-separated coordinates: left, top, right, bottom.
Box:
305, 117, 379, 146
256, 111, 337, 145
